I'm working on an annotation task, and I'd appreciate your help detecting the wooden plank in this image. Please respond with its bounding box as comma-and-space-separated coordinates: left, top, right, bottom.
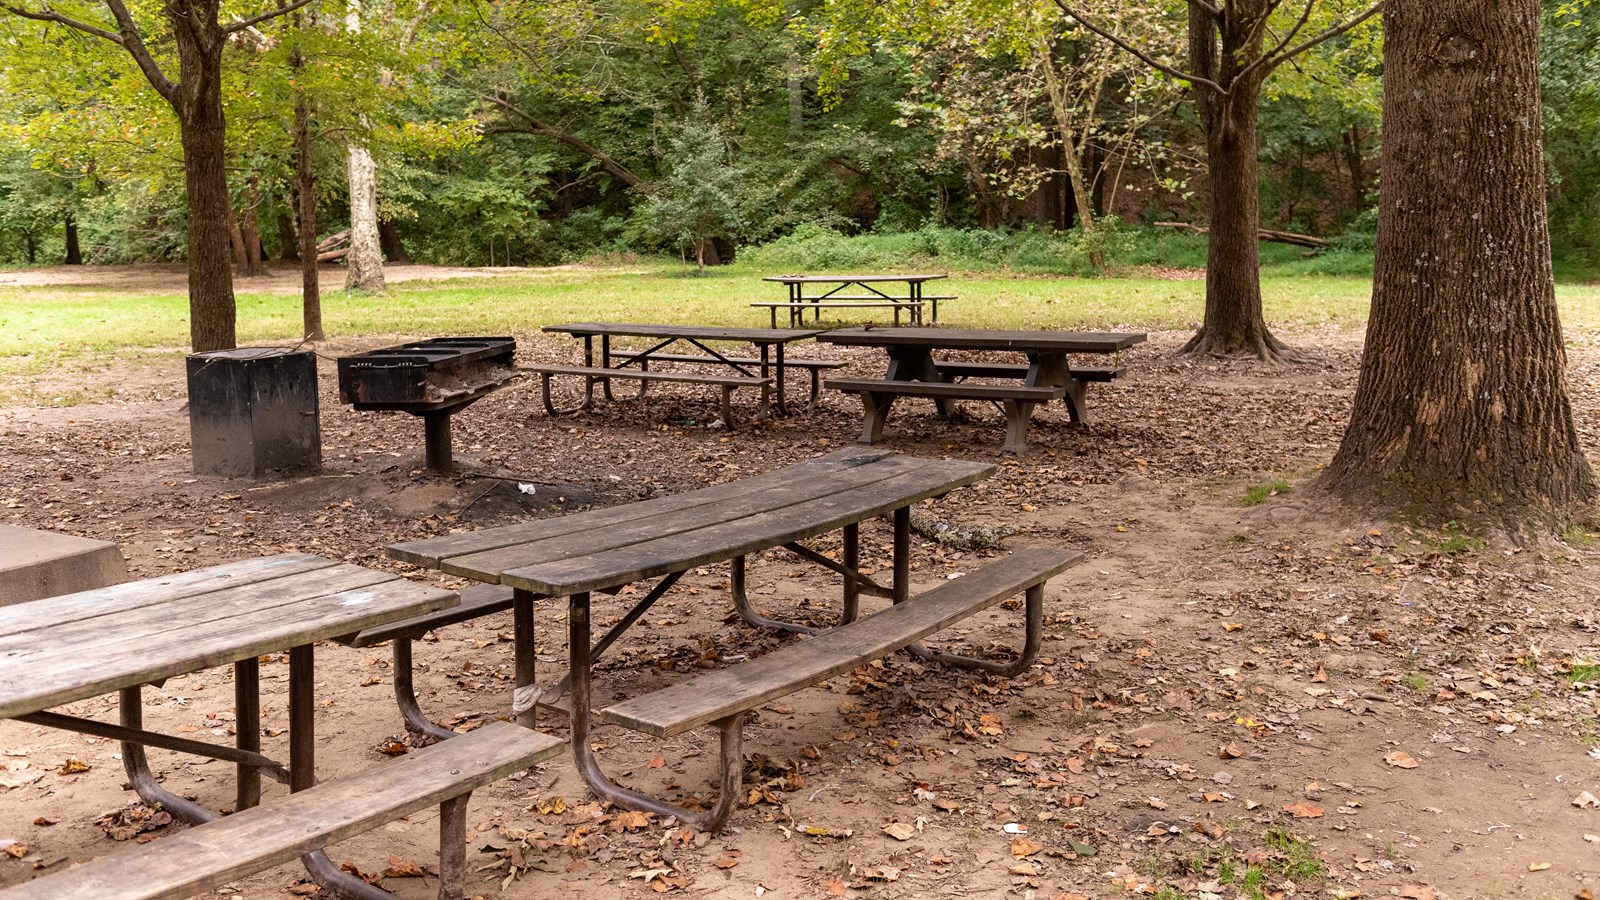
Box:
441, 455, 940, 581
0, 721, 564, 900
0, 578, 456, 719
498, 459, 993, 596
542, 323, 827, 343
519, 364, 771, 388
340, 582, 516, 647
600, 548, 1081, 736
818, 328, 1147, 353
826, 378, 1063, 402
750, 301, 923, 309
613, 352, 844, 370
934, 361, 1031, 379
0, 554, 334, 638
387, 449, 893, 568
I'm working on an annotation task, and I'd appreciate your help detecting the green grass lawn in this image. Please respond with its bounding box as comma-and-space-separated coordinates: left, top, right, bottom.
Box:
3, 260, 1598, 379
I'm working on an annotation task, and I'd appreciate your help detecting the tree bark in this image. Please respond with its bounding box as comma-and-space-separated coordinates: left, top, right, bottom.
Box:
378, 219, 412, 264
239, 178, 264, 276
1320, 0, 1596, 535
173, 23, 237, 351
277, 209, 299, 260
64, 210, 81, 265
1177, 0, 1297, 361
344, 144, 385, 290
295, 86, 322, 339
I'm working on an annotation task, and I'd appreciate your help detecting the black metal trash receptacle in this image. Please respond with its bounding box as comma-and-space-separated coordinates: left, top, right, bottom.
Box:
187, 348, 322, 477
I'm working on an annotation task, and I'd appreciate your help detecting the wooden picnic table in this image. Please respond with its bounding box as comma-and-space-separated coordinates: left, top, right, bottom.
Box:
758, 274, 952, 326
819, 327, 1148, 451
386, 449, 1010, 829
539, 322, 830, 418
0, 554, 457, 898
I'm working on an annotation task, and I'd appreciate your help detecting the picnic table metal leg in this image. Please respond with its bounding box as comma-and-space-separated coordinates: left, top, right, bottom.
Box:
118, 685, 216, 824
908, 584, 1044, 676
732, 554, 820, 635
436, 794, 471, 900
513, 588, 538, 727
843, 523, 861, 623
893, 507, 911, 605
234, 657, 261, 811
293, 644, 395, 900
393, 637, 457, 742
567, 592, 745, 832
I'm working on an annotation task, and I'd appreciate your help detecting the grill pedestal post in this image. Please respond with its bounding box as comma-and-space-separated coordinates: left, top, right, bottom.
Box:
423, 411, 454, 474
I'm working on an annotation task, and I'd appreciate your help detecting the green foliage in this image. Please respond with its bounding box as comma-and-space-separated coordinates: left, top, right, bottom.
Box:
1238, 479, 1291, 506
633, 112, 747, 274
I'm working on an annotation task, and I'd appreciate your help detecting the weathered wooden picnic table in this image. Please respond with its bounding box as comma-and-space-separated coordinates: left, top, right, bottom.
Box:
384, 450, 1079, 831
0, 554, 501, 899
530, 322, 837, 421
757, 274, 952, 326
820, 327, 1147, 452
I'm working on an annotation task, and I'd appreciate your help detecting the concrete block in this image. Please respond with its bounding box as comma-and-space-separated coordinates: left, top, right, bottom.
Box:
0, 524, 129, 606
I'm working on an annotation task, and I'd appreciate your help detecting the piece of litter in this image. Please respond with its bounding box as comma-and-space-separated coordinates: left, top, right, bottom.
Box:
518, 483, 537, 495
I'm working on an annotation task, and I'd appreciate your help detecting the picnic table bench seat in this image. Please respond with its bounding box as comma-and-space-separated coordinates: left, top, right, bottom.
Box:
933, 360, 1125, 383
519, 363, 772, 428
751, 300, 927, 328
0, 721, 564, 900
612, 351, 845, 408
826, 377, 1066, 453
590, 547, 1079, 830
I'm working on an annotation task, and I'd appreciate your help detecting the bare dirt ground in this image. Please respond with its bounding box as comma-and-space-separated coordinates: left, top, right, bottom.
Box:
1, 319, 1598, 900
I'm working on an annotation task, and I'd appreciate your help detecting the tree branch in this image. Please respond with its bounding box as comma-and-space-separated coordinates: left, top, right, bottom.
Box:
1053, 0, 1227, 94
479, 92, 646, 187
1232, 0, 1315, 86
101, 0, 177, 101
225, 0, 316, 34
1187, 0, 1223, 18
0, 3, 121, 42
1267, 0, 1383, 71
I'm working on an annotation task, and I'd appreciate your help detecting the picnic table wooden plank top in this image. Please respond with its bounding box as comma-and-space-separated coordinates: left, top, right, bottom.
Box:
761, 274, 948, 284
0, 554, 457, 720
817, 327, 1148, 352
542, 322, 828, 343
387, 451, 993, 597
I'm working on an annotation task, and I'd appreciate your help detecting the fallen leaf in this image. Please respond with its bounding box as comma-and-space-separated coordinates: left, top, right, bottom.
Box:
1219, 742, 1244, 759
1009, 836, 1043, 858
31, 817, 57, 826
1009, 862, 1037, 876
646, 756, 667, 769
1384, 751, 1419, 769
613, 810, 652, 831
537, 796, 567, 815
1223, 623, 1243, 632
1311, 663, 1328, 683
882, 822, 915, 841
56, 758, 90, 775
1529, 861, 1552, 872
1397, 885, 1435, 900
2, 843, 28, 859
825, 877, 847, 897
713, 856, 739, 869
382, 855, 424, 878
1283, 802, 1324, 819
1573, 791, 1598, 809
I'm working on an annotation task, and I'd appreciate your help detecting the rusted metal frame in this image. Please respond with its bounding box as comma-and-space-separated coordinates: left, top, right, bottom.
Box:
116, 686, 217, 824
21, 710, 290, 787
842, 522, 861, 623
905, 584, 1044, 676
567, 592, 746, 832
599, 334, 648, 403
391, 637, 458, 742
539, 372, 594, 415
292, 644, 395, 900
730, 554, 818, 635
235, 657, 263, 810
779, 541, 893, 598
610, 336, 678, 370
513, 588, 538, 726
523, 571, 682, 710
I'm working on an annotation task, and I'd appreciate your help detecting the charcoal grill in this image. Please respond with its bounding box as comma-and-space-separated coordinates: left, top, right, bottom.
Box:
337, 337, 518, 473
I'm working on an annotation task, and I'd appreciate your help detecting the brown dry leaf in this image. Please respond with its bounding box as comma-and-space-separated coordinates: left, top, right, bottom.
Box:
646, 756, 667, 769
56, 758, 90, 775
286, 884, 321, 896
1384, 751, 1420, 769
1283, 802, 1324, 819
1398, 885, 1435, 900
31, 817, 57, 826
713, 856, 739, 869
1529, 861, 1552, 872
976, 713, 1004, 736
1575, 889, 1594, 900
1009, 836, 1043, 858
537, 796, 567, 815
1572, 791, 1599, 809
377, 742, 408, 756
1009, 862, 1038, 876
1193, 820, 1224, 839
1222, 623, 1243, 632
1370, 628, 1392, 644
2, 843, 28, 859
382, 855, 424, 878
613, 810, 652, 831
1219, 742, 1244, 760
825, 877, 848, 896
1064, 757, 1085, 774
1311, 663, 1328, 683
882, 822, 916, 841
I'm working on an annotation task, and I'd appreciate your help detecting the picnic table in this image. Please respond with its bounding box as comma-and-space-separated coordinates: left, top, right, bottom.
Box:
384, 450, 1080, 831
819, 327, 1147, 452
757, 274, 952, 327
528, 322, 838, 422
0, 554, 482, 899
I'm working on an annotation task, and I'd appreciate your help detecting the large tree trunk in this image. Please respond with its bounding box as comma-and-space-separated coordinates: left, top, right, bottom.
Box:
344, 145, 385, 291
277, 209, 299, 261
1320, 0, 1596, 535
1177, 0, 1295, 362
64, 211, 81, 265
378, 219, 412, 264
172, 14, 237, 353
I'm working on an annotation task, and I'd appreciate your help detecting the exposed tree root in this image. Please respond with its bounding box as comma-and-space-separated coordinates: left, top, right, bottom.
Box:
1176, 324, 1308, 364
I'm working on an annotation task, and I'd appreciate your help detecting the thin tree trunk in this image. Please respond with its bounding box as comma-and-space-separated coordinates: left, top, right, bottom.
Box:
344, 145, 385, 290
1320, 0, 1596, 535
378, 220, 412, 264
295, 89, 322, 339
1342, 124, 1366, 210
278, 209, 300, 261
240, 178, 264, 276
64, 211, 81, 265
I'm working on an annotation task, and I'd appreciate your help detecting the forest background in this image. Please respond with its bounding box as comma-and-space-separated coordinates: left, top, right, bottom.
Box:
0, 0, 1594, 281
